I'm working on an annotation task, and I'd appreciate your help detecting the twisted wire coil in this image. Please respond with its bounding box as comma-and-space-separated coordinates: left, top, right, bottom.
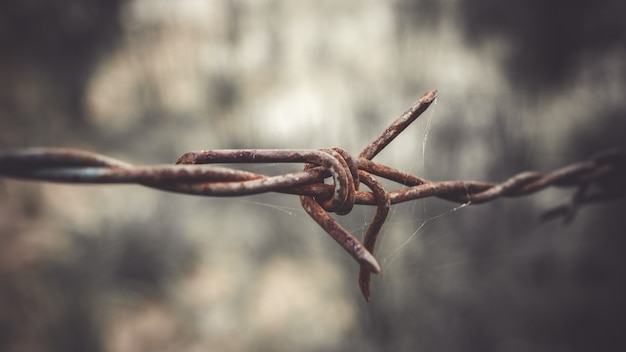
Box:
1, 90, 624, 301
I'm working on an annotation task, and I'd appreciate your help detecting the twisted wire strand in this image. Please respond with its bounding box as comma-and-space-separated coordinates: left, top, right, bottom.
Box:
1, 90, 624, 301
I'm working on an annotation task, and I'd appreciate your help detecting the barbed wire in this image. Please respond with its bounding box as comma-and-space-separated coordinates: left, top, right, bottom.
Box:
1, 90, 624, 301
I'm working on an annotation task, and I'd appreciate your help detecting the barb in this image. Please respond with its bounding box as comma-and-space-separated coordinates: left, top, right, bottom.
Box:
1, 90, 624, 301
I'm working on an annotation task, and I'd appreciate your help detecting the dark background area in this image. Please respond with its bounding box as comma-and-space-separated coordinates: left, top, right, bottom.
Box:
1, 1, 625, 351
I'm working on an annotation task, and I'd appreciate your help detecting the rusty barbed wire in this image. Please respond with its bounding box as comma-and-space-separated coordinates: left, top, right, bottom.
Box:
1, 90, 625, 301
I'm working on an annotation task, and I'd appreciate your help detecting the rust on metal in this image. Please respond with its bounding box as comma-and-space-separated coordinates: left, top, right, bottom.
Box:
1, 90, 624, 301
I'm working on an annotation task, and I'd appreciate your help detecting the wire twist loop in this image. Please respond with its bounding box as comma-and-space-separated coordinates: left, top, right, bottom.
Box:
2, 90, 624, 301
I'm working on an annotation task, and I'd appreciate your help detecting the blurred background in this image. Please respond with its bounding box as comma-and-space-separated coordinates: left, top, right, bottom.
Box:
1, 0, 625, 351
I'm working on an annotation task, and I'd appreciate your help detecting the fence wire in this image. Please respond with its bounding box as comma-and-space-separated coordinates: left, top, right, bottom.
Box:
1, 90, 624, 301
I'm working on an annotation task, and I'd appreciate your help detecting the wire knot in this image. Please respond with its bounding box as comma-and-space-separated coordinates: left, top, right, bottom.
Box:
3, 90, 624, 302
308, 148, 359, 215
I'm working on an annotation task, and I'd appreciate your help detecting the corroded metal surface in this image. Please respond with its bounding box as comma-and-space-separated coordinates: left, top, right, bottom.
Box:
1, 90, 624, 301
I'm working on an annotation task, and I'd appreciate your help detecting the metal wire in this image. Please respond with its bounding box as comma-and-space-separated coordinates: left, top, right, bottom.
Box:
1, 90, 624, 301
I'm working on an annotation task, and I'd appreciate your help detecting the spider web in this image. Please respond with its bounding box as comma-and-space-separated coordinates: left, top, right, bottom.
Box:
373, 97, 472, 272
231, 96, 474, 279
